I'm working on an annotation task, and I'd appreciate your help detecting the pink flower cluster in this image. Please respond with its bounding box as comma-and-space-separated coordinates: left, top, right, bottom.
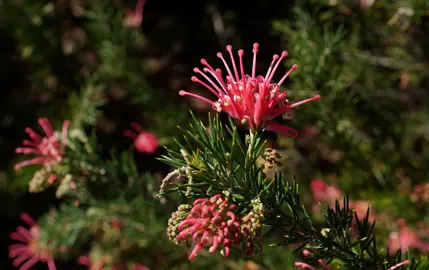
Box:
176, 194, 241, 260
15, 117, 69, 172
179, 43, 320, 137
388, 219, 429, 254
9, 213, 56, 270
123, 122, 159, 154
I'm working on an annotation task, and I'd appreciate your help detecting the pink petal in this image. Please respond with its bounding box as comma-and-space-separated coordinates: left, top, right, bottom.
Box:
266, 121, 298, 138
18, 255, 39, 270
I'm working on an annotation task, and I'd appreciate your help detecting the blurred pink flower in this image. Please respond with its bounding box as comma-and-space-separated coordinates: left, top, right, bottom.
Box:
388, 220, 429, 254
310, 179, 343, 212
179, 43, 320, 137
15, 117, 69, 171
123, 122, 159, 154
177, 194, 241, 260
360, 0, 375, 8
123, 0, 147, 28
350, 200, 374, 222
9, 213, 56, 270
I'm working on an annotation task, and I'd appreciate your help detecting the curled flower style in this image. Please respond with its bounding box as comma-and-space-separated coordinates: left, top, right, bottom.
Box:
177, 194, 241, 260
123, 122, 159, 154
179, 43, 320, 137
15, 117, 69, 171
9, 213, 56, 270
295, 250, 330, 270
123, 0, 147, 28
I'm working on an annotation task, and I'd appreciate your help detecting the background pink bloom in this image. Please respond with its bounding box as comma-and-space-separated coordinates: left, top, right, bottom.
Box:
123, 122, 159, 154
310, 179, 343, 212
9, 213, 56, 270
350, 200, 374, 222
179, 43, 320, 136
15, 117, 69, 171
388, 220, 429, 254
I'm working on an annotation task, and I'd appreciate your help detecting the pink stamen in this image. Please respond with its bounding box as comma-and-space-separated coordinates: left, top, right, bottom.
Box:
191, 73, 222, 98
226, 45, 240, 82
179, 90, 215, 105
277, 64, 298, 86
238, 49, 245, 78
266, 51, 288, 84
290, 95, 321, 108
264, 54, 280, 81
217, 52, 237, 84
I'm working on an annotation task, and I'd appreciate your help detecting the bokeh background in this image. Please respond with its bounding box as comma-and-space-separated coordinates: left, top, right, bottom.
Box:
1, 0, 429, 269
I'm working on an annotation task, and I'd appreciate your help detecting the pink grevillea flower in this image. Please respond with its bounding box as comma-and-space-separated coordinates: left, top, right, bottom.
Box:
15, 117, 69, 171
9, 213, 56, 270
123, 0, 147, 28
310, 179, 343, 213
177, 194, 241, 260
123, 122, 159, 154
388, 219, 429, 254
179, 43, 320, 137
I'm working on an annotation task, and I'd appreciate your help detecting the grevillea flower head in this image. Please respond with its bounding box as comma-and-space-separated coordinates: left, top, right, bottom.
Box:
179, 43, 320, 137
123, 122, 159, 154
176, 194, 241, 260
15, 117, 69, 171
9, 213, 56, 270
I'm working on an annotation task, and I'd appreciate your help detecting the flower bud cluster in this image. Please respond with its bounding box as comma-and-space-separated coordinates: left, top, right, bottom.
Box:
167, 204, 192, 244
240, 198, 264, 256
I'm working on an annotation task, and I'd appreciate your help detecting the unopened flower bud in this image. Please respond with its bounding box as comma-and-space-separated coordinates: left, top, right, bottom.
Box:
167, 204, 192, 244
